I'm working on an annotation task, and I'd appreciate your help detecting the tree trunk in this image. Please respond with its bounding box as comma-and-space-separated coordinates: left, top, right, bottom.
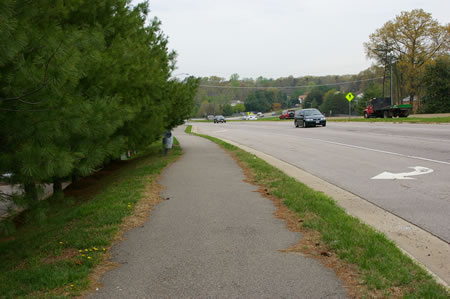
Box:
53, 178, 63, 193
24, 183, 38, 201
410, 94, 416, 113
72, 174, 80, 183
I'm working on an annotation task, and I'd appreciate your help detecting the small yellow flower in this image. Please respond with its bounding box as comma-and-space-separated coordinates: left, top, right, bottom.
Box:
59, 241, 63, 244
81, 254, 85, 257
78, 250, 82, 253
87, 256, 92, 259
93, 247, 98, 251
102, 248, 106, 251
84, 249, 88, 252
70, 284, 74, 287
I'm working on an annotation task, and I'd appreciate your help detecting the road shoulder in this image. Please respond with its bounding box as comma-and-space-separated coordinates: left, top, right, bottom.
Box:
191, 125, 449, 287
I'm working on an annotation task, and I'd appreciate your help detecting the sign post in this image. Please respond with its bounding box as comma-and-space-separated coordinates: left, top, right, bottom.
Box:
346, 92, 354, 117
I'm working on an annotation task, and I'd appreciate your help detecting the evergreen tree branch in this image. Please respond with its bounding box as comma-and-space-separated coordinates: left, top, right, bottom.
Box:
0, 41, 63, 103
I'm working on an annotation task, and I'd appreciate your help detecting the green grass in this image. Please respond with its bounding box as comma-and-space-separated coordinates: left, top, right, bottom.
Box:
185, 125, 449, 298
0, 140, 182, 298
329, 116, 450, 123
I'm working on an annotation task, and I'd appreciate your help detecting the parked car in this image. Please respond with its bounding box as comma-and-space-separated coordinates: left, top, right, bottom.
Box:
214, 115, 226, 123
247, 115, 258, 120
279, 109, 295, 119
257, 112, 264, 117
206, 115, 214, 121
294, 108, 326, 127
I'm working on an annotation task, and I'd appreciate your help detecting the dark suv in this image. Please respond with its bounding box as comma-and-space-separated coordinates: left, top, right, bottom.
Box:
214, 115, 226, 123
294, 109, 326, 127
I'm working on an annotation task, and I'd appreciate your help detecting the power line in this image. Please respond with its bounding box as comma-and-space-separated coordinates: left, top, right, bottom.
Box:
199, 77, 384, 89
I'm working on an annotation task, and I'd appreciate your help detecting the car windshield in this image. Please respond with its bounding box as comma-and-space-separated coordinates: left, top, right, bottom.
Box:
304, 110, 322, 116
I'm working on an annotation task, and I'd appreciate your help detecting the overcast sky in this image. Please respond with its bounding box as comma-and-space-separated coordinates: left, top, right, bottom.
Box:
138, 0, 449, 80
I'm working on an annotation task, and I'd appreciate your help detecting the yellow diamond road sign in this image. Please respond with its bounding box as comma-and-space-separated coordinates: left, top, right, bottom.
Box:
346, 92, 354, 102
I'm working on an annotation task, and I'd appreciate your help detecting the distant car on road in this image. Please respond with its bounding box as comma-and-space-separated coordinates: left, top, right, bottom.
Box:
214, 115, 226, 123
247, 115, 258, 120
257, 112, 264, 117
294, 108, 326, 127
206, 115, 214, 121
279, 109, 295, 119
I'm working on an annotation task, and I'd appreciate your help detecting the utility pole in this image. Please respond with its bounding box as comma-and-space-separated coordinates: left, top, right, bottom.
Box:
390, 55, 393, 105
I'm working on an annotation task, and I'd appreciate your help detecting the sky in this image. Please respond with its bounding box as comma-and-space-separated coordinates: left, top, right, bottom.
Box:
136, 0, 449, 80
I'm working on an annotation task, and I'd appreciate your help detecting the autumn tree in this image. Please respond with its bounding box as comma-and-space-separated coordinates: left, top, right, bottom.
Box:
365, 9, 450, 111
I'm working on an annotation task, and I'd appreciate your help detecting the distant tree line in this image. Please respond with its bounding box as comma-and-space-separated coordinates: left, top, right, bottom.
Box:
0, 1, 198, 206
194, 9, 448, 117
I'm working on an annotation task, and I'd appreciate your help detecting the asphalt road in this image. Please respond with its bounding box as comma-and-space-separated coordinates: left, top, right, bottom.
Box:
92, 128, 347, 298
194, 121, 450, 243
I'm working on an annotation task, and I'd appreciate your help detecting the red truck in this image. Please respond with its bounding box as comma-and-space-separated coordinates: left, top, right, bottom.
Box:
279, 109, 295, 119
364, 98, 411, 118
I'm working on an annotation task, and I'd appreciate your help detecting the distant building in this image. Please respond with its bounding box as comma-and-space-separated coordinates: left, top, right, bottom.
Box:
298, 95, 307, 104
402, 96, 417, 103
231, 100, 242, 107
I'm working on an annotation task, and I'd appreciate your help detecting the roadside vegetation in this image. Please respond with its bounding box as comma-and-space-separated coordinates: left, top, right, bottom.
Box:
0, 1, 198, 215
0, 141, 181, 297
186, 125, 448, 298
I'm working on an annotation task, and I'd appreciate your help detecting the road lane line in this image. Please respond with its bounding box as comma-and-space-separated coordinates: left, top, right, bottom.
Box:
200, 132, 450, 287
301, 137, 450, 166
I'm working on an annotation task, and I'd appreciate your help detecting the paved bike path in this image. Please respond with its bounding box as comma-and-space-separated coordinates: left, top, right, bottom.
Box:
92, 127, 347, 298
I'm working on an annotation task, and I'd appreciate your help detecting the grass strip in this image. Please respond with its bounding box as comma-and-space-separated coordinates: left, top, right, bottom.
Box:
328, 117, 450, 124
0, 140, 182, 298
185, 125, 448, 298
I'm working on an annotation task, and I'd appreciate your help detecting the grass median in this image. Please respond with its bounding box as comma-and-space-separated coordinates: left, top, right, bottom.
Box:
0, 140, 181, 298
186, 125, 448, 298
328, 116, 450, 124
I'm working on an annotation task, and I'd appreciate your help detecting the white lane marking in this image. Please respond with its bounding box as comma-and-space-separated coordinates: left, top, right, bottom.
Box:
301, 137, 450, 166
372, 166, 434, 180
200, 123, 450, 166
214, 129, 228, 133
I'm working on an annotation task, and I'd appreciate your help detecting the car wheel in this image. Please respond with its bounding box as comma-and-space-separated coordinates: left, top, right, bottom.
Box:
295, 120, 299, 128
323, 123, 326, 127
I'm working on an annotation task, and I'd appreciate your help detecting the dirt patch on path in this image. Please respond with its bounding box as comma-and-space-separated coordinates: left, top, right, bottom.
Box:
227, 150, 388, 299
